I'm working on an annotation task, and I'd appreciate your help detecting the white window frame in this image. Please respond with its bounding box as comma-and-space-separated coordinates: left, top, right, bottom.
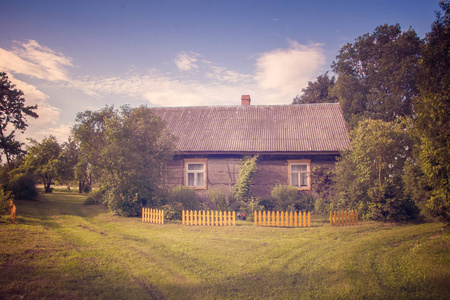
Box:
184, 159, 207, 189
288, 159, 311, 191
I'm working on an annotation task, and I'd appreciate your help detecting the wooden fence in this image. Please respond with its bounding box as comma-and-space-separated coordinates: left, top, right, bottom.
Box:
330, 210, 358, 226
142, 208, 164, 225
254, 211, 311, 228
182, 210, 236, 226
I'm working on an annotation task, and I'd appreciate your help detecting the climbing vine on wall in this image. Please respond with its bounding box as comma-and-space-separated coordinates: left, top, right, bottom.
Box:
233, 155, 259, 202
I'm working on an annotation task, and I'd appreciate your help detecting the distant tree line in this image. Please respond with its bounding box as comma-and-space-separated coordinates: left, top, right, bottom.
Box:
293, 0, 450, 222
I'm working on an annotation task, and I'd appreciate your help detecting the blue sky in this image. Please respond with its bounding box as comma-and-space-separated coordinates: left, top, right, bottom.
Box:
0, 0, 440, 143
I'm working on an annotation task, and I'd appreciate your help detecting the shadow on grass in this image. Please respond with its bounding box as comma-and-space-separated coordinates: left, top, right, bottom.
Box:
14, 192, 107, 225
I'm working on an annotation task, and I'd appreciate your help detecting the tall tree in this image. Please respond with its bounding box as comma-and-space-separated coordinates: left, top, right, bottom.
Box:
14, 136, 62, 193
0, 72, 38, 170
413, 0, 450, 222
72, 106, 115, 193
72, 105, 177, 216
292, 72, 337, 104
331, 24, 421, 128
335, 118, 417, 221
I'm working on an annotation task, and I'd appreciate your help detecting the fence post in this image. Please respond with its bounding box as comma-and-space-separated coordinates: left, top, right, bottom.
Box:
308, 212, 311, 227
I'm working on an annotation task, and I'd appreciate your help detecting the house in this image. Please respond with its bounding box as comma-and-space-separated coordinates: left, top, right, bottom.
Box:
152, 95, 350, 198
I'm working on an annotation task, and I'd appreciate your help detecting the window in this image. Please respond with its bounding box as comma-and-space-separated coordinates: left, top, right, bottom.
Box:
288, 160, 311, 190
184, 159, 207, 189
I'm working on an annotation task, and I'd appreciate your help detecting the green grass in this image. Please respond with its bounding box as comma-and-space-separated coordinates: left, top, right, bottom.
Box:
1, 193, 449, 299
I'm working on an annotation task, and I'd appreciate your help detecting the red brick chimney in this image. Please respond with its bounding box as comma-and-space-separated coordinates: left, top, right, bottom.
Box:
241, 95, 251, 106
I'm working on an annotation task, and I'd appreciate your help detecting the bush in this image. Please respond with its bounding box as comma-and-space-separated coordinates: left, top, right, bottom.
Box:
0, 189, 13, 216
83, 189, 104, 205
7, 175, 39, 201
258, 196, 276, 211
207, 189, 232, 211
271, 184, 298, 211
167, 185, 201, 211
161, 202, 184, 220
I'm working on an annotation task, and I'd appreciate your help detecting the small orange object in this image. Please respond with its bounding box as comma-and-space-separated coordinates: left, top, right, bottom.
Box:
9, 200, 16, 224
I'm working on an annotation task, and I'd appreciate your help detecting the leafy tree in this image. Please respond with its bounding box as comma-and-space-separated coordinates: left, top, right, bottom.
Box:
412, 0, 450, 222
292, 72, 337, 104
331, 24, 421, 128
14, 136, 62, 193
335, 118, 417, 221
56, 138, 79, 188
0, 72, 38, 170
72, 106, 116, 193
73, 105, 177, 216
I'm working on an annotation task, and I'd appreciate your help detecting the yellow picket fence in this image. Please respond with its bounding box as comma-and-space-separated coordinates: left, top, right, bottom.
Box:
142, 208, 164, 225
254, 211, 311, 228
182, 210, 236, 226
330, 210, 358, 226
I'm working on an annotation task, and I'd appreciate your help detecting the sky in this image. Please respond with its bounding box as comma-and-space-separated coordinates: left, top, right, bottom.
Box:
0, 0, 440, 143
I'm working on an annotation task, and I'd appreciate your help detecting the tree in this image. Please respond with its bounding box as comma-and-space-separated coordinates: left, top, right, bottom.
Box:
412, 0, 450, 222
0, 72, 38, 170
292, 72, 337, 104
72, 105, 177, 216
331, 24, 421, 128
72, 106, 116, 193
14, 136, 62, 193
335, 118, 417, 221
57, 138, 79, 189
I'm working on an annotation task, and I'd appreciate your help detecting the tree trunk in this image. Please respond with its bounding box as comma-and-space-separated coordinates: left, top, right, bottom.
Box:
43, 176, 53, 193
78, 180, 84, 193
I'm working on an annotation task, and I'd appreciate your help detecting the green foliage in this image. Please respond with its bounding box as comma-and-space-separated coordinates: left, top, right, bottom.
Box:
292, 72, 337, 104
335, 118, 417, 221
310, 166, 337, 213
160, 185, 201, 220
83, 189, 104, 205
166, 185, 201, 211
206, 189, 231, 211
271, 184, 298, 211
7, 174, 39, 201
0, 188, 13, 216
331, 24, 421, 128
13, 136, 62, 193
73, 105, 176, 216
0, 72, 38, 171
413, 0, 450, 223
237, 197, 263, 221
233, 155, 259, 202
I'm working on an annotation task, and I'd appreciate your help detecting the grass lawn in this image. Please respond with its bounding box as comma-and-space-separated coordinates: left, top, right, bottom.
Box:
1, 193, 449, 299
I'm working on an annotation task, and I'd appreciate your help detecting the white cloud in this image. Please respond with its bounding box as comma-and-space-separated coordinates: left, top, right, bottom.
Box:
254, 40, 326, 104
75, 40, 326, 107
174, 51, 200, 71
0, 40, 73, 82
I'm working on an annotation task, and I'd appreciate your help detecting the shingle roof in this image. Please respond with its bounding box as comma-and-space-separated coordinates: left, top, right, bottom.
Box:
151, 103, 350, 153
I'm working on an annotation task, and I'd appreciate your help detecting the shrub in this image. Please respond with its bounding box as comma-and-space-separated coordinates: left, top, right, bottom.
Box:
0, 189, 13, 216
258, 196, 276, 211
271, 184, 298, 211
83, 189, 104, 205
7, 175, 39, 201
161, 202, 184, 220
167, 185, 201, 211
207, 189, 232, 211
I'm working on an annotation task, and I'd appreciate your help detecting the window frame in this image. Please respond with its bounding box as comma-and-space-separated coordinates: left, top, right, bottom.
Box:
184, 158, 207, 189
288, 159, 311, 191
